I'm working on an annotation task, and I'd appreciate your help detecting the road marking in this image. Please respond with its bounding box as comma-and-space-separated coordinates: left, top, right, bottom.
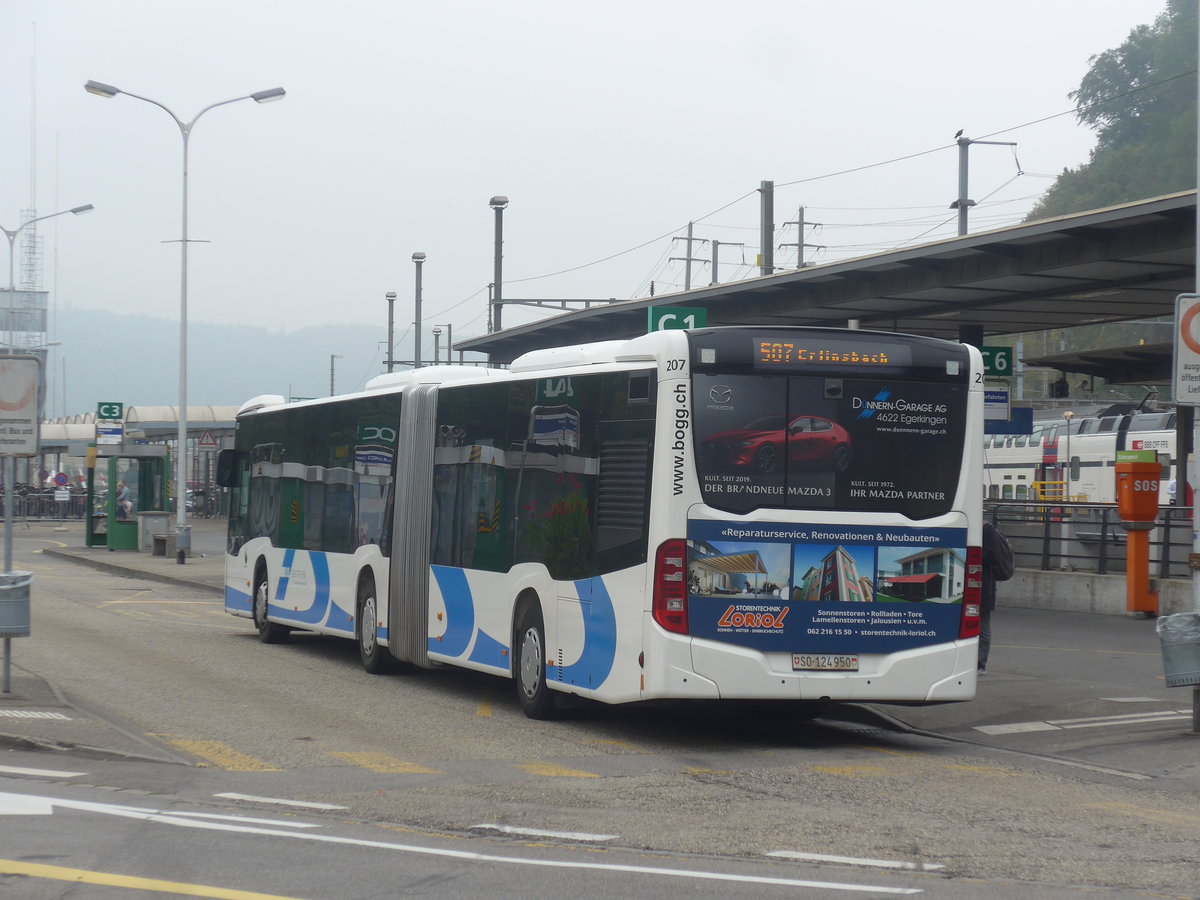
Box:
161, 739, 282, 772
215, 792, 347, 811
585, 739, 641, 753
170, 811, 320, 829
976, 708, 1191, 735
476, 701, 493, 717
810, 764, 888, 776
329, 752, 440, 774
0, 858, 305, 899
0, 764, 86, 779
766, 850, 944, 872
1099, 697, 1161, 703
0, 791, 923, 894
514, 761, 600, 778
472, 823, 618, 842
0, 709, 70, 720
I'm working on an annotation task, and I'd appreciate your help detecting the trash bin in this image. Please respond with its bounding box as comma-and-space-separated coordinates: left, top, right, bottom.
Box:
1157, 612, 1200, 687
0, 570, 33, 638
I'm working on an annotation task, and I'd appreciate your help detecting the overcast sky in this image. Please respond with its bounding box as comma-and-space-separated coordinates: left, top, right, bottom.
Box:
0, 0, 1173, 366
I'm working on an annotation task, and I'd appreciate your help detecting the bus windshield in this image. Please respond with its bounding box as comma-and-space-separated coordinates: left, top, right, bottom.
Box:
692, 366, 968, 517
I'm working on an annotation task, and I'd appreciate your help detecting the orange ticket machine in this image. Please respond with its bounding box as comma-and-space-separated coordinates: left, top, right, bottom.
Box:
1115, 450, 1162, 615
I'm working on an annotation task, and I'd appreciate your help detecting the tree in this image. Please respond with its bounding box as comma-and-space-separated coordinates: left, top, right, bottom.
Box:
1027, 0, 1197, 221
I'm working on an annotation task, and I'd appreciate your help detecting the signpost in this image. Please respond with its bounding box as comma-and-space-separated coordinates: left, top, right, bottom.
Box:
980, 346, 1013, 378
648, 306, 707, 332
0, 356, 40, 694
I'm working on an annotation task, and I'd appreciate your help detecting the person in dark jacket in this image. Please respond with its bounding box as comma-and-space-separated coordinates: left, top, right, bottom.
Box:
979, 521, 1011, 674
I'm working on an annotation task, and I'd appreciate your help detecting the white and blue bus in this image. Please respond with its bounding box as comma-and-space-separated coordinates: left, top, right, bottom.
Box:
219, 326, 985, 718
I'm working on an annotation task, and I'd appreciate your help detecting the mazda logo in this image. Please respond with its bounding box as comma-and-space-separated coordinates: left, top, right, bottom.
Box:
710, 385, 732, 403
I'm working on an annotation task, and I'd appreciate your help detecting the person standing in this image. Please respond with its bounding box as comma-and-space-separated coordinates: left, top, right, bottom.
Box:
979, 520, 1014, 674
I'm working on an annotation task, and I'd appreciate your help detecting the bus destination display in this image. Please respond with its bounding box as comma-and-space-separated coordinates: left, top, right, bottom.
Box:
755, 338, 910, 371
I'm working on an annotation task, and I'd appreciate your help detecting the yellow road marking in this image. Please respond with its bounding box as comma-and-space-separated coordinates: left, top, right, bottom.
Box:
102, 599, 218, 606
515, 761, 599, 778
329, 752, 441, 774
161, 739, 281, 772
585, 739, 640, 753
684, 766, 731, 776
948, 764, 1024, 776
1085, 801, 1200, 826
810, 764, 887, 776
0, 858, 306, 899
476, 701, 493, 717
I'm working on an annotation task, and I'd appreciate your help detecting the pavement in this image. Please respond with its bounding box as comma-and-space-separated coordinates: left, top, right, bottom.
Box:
3, 517, 1199, 777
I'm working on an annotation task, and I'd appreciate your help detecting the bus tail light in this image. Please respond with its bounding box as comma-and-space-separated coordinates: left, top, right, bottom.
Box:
652, 539, 689, 635
960, 545, 982, 639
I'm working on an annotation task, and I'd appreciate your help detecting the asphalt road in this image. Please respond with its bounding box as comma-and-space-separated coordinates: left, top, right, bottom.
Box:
2, 525, 1199, 898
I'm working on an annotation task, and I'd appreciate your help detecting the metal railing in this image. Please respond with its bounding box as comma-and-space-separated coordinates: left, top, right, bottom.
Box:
984, 500, 1192, 580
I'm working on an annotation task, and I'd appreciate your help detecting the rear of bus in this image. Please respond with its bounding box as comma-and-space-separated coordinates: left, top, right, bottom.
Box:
646, 327, 983, 705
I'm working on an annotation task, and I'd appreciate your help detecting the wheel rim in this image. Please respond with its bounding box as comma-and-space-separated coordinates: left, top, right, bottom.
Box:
519, 625, 543, 700
361, 594, 377, 655
254, 579, 268, 627
755, 446, 777, 473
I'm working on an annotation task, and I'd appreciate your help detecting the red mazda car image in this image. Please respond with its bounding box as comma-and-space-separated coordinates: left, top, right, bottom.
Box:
699, 414, 853, 474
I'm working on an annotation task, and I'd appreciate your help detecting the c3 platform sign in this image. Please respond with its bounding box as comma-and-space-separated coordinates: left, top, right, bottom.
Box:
648, 306, 707, 332
1175, 293, 1200, 406
0, 356, 42, 457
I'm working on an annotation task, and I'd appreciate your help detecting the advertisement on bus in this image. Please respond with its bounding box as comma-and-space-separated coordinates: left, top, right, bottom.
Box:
686, 520, 967, 655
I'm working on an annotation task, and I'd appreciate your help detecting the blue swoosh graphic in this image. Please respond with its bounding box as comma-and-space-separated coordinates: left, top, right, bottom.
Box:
272, 549, 333, 626
430, 566, 474, 657
555, 577, 617, 689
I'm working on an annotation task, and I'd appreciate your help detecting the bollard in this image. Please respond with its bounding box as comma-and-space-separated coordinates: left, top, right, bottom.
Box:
0, 570, 33, 695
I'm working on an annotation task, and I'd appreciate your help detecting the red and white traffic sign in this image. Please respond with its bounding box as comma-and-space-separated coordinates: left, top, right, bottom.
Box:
1175, 293, 1200, 406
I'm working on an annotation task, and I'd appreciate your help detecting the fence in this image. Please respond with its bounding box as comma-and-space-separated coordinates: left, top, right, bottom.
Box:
985, 500, 1192, 580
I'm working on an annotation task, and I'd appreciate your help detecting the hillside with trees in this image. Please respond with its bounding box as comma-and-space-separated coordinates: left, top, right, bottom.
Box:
1026, 0, 1196, 221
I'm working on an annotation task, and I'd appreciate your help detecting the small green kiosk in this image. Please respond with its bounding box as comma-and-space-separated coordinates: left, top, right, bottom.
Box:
85, 444, 171, 550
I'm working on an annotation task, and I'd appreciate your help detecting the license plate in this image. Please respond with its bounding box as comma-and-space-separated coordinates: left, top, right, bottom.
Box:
792, 653, 859, 671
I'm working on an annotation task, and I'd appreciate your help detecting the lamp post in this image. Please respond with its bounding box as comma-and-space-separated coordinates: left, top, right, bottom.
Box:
385, 291, 397, 373
432, 327, 441, 364
489, 196, 508, 333
433, 323, 453, 364
85, 80, 285, 563
3, 206, 93, 353
412, 253, 425, 367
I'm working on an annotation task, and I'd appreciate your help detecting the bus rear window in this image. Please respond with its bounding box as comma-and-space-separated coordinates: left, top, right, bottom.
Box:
693, 373, 966, 518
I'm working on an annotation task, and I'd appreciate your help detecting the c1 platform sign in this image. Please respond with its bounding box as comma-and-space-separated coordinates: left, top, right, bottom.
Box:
1174, 293, 1200, 406
648, 306, 707, 332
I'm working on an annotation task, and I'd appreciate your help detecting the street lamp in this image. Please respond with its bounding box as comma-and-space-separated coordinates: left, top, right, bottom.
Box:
85, 80, 284, 564
412, 253, 425, 367
385, 291, 397, 373
2, 206, 93, 352
433, 323, 453, 364
489, 196, 508, 333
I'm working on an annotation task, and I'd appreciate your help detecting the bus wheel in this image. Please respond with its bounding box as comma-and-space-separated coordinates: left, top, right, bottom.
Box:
357, 578, 394, 674
515, 604, 557, 720
253, 570, 289, 644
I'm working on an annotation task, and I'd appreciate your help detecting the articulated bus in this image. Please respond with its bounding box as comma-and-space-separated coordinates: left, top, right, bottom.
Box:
218, 326, 985, 718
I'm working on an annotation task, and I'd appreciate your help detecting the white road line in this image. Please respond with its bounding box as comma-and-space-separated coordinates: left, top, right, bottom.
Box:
214, 792, 347, 811
473, 823, 618, 842
0, 765, 87, 779
766, 850, 944, 871
0, 710, 70, 720
1099, 697, 1161, 703
4, 790, 922, 894
172, 811, 320, 829
975, 708, 1190, 735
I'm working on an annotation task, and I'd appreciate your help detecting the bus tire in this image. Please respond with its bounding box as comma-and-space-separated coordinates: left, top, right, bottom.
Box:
514, 602, 557, 720
357, 575, 395, 674
253, 567, 290, 645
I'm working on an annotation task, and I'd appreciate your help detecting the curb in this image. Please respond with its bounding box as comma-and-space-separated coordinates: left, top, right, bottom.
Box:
41, 546, 222, 595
